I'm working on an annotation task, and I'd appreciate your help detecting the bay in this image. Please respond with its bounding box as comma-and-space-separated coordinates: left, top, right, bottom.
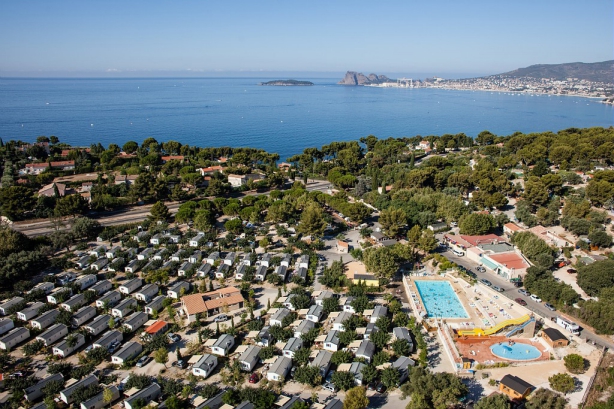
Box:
0, 77, 612, 160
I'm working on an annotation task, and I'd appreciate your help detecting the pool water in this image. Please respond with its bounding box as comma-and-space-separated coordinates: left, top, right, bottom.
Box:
490, 343, 541, 360
415, 280, 469, 319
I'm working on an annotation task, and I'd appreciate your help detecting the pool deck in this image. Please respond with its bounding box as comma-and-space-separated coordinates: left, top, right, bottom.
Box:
455, 336, 549, 363
408, 275, 528, 331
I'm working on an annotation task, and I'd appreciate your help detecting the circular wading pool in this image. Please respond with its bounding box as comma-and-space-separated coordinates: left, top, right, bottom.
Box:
490, 342, 541, 360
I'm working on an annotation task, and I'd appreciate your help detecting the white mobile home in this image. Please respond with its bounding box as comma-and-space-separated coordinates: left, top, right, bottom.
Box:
124, 384, 161, 409
60, 374, 98, 404
269, 308, 291, 327
167, 281, 190, 299
17, 302, 45, 321
96, 290, 122, 308
75, 274, 97, 290
0, 327, 30, 350
190, 233, 205, 247
89, 245, 106, 257
60, 293, 86, 312
24, 373, 64, 402
112, 298, 137, 318
282, 337, 303, 358
206, 252, 220, 265
238, 345, 261, 372
0, 297, 24, 315
267, 356, 292, 382
192, 353, 218, 379
323, 330, 340, 352
70, 305, 96, 327
332, 311, 353, 331
197, 263, 212, 278
93, 330, 123, 349
0, 318, 14, 336
144, 295, 165, 315
30, 310, 59, 330
124, 260, 141, 274
310, 350, 332, 378
90, 258, 109, 271
134, 284, 159, 302
84, 314, 110, 336
47, 288, 71, 304
119, 278, 143, 295
80, 385, 120, 409
29, 281, 55, 295
178, 261, 194, 276
90, 279, 112, 295
255, 265, 267, 281
306, 305, 323, 323
123, 312, 148, 332
224, 252, 236, 266
53, 333, 85, 358
211, 334, 235, 356
111, 341, 143, 365
235, 263, 247, 280
36, 323, 69, 346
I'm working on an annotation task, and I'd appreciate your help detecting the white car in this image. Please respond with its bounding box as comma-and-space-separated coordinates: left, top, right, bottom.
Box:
530, 294, 542, 303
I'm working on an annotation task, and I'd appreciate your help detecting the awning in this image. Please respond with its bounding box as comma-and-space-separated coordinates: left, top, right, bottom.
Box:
481, 257, 499, 271
188, 355, 202, 364
204, 338, 217, 347
234, 345, 249, 354
315, 335, 326, 342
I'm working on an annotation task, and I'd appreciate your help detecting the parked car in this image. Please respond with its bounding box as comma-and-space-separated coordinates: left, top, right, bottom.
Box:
167, 333, 181, 343
492, 286, 504, 293
545, 303, 556, 311
214, 314, 229, 322
136, 356, 151, 368
530, 294, 542, 303
367, 381, 377, 391
108, 341, 121, 354
375, 382, 387, 393
172, 360, 187, 369
518, 289, 530, 296
480, 279, 492, 287
290, 366, 297, 378
323, 382, 338, 393
249, 373, 260, 384
475, 266, 486, 273
515, 298, 527, 306
567, 269, 577, 274
466, 271, 477, 279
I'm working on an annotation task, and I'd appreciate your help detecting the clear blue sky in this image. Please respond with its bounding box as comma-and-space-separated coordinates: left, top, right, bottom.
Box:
1, 0, 612, 78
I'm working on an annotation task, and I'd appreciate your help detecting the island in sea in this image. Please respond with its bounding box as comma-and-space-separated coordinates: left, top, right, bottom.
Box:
259, 79, 314, 86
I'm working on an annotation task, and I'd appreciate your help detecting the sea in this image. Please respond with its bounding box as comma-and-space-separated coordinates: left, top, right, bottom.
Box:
1, 77, 612, 160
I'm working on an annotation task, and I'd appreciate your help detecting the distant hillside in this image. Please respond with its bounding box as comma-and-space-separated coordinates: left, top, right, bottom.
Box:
497, 60, 614, 83
338, 71, 392, 85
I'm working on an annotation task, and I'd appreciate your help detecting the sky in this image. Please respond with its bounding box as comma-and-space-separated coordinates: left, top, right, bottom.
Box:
0, 0, 612, 78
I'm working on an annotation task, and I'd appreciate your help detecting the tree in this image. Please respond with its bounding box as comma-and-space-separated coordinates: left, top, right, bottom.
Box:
150, 201, 171, 222
0, 186, 36, 220
370, 330, 391, 350
71, 217, 101, 240
577, 260, 614, 297
525, 388, 568, 409
474, 394, 511, 409
549, 373, 575, 395
23, 340, 45, 356
372, 351, 390, 367
391, 339, 411, 357
194, 209, 214, 231
459, 213, 495, 235
322, 297, 340, 314
564, 353, 586, 374
331, 350, 353, 365
154, 347, 169, 367
343, 386, 369, 409
363, 246, 398, 280
588, 230, 613, 248
55, 194, 89, 217
417, 229, 438, 253
380, 366, 400, 388
379, 208, 407, 237
298, 203, 327, 236
103, 387, 116, 404
122, 141, 139, 154
292, 348, 311, 366
294, 365, 322, 387
331, 371, 356, 391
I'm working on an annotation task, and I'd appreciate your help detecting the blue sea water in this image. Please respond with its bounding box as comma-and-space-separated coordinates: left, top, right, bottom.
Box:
0, 77, 612, 160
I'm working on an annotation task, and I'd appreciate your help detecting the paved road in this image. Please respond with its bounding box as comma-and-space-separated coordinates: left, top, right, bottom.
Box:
12, 180, 332, 237
440, 248, 614, 350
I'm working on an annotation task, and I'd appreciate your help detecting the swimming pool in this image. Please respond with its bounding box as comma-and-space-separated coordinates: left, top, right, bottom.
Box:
490, 343, 541, 360
415, 280, 469, 319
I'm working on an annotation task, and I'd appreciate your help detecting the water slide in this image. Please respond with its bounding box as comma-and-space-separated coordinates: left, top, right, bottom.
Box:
457, 315, 531, 337
505, 317, 535, 338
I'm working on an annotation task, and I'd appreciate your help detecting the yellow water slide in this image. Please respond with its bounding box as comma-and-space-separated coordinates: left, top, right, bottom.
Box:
457, 315, 531, 337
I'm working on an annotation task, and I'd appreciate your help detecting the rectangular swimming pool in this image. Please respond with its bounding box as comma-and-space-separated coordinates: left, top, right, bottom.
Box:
415, 280, 469, 319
